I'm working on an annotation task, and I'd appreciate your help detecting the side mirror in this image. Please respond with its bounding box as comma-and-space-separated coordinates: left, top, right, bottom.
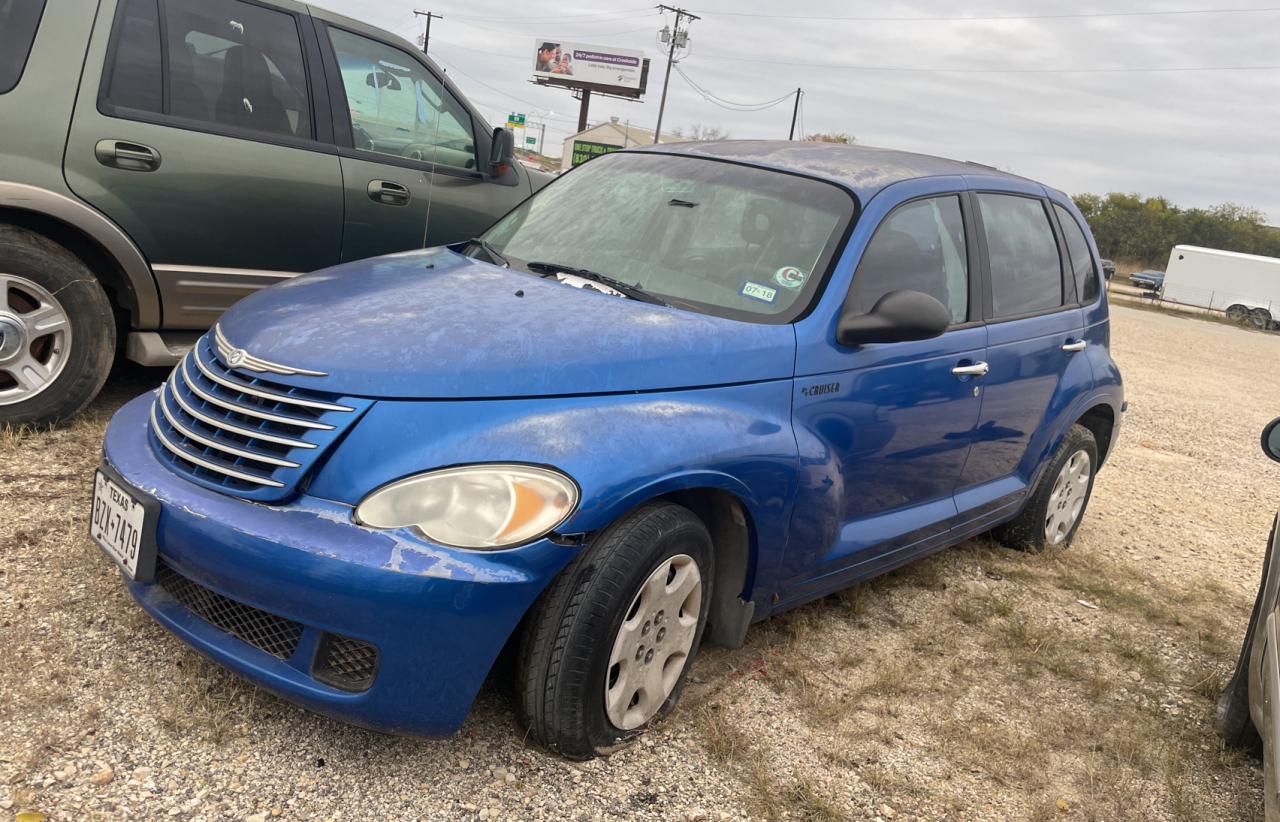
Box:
1263, 417, 1280, 463
489, 127, 515, 175
837, 289, 952, 347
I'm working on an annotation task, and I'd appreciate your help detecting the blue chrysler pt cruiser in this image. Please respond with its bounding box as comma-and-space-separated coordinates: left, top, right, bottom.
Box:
92, 142, 1123, 758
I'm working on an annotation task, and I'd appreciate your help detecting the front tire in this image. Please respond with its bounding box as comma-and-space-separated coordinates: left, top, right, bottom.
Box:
994, 424, 1099, 552
517, 502, 713, 759
0, 225, 115, 425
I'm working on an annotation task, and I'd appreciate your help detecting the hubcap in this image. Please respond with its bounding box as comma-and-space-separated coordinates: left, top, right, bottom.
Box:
0, 273, 73, 406
604, 553, 702, 730
1044, 450, 1092, 546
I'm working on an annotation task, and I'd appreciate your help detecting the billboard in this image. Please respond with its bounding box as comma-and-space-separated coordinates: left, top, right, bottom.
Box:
570, 140, 624, 167
533, 39, 644, 92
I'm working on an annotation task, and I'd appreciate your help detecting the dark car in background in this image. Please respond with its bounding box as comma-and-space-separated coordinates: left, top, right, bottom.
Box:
1129, 269, 1166, 290
1101, 258, 1116, 280
0, 0, 548, 425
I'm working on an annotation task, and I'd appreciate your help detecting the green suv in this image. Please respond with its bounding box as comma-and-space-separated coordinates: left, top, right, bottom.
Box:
0, 0, 548, 424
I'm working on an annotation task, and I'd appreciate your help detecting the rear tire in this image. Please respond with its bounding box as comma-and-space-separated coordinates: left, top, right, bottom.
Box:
1250, 308, 1272, 330
517, 502, 713, 759
0, 225, 114, 425
1226, 304, 1250, 323
994, 424, 1099, 552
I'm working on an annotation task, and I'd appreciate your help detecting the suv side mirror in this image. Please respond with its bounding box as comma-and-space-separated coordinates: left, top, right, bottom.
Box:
1264, 417, 1280, 463
489, 127, 514, 175
837, 290, 952, 347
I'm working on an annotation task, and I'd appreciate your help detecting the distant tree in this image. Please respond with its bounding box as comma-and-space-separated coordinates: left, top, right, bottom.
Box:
1071, 192, 1280, 266
805, 132, 856, 144
673, 123, 730, 141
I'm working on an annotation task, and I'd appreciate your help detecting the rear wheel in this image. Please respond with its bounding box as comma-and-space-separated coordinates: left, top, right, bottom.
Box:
1250, 308, 1272, 330
1226, 304, 1250, 323
994, 424, 1099, 552
517, 502, 713, 759
0, 225, 115, 425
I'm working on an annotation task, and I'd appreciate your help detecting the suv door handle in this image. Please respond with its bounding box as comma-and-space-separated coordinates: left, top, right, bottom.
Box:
367, 180, 411, 206
1062, 340, 1088, 352
94, 140, 161, 171
951, 361, 990, 378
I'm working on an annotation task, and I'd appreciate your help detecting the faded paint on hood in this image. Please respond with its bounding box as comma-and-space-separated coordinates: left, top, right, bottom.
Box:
215, 248, 797, 399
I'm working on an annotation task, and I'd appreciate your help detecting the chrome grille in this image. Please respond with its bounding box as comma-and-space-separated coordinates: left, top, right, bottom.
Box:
148, 334, 367, 501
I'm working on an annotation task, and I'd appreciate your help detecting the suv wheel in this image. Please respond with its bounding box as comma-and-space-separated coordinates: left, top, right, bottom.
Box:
994, 424, 1099, 552
0, 226, 115, 425
517, 502, 713, 759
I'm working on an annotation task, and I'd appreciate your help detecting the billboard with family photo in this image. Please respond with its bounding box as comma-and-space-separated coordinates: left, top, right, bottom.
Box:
533, 39, 644, 92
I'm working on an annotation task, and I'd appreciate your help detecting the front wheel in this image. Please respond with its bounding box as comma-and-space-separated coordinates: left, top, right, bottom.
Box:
517, 502, 713, 759
994, 424, 1099, 552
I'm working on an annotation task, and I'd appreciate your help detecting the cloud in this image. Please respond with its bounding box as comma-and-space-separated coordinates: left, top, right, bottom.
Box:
322, 0, 1280, 220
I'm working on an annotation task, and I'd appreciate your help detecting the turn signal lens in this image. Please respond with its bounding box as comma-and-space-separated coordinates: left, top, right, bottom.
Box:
355, 465, 579, 549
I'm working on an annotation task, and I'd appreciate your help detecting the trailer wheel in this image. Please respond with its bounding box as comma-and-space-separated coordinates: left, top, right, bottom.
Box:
1226, 304, 1249, 323
1250, 308, 1272, 330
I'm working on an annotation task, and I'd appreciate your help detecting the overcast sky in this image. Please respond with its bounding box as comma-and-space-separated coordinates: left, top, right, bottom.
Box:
325, 0, 1280, 221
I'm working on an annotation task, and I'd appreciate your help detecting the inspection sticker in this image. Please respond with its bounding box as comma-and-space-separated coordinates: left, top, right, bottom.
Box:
773, 266, 807, 289
741, 281, 778, 303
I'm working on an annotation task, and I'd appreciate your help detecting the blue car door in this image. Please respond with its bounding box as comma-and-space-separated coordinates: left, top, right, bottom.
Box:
781, 187, 986, 607
953, 187, 1093, 527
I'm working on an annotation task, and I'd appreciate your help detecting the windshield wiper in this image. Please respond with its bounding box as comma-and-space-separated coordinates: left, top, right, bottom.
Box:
466, 237, 509, 267
525, 261, 669, 306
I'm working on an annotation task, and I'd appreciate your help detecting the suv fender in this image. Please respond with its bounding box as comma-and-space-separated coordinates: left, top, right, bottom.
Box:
0, 181, 159, 328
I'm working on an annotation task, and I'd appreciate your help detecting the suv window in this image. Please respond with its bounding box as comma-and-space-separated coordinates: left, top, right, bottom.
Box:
327, 28, 477, 171
103, 0, 312, 140
0, 0, 47, 94
847, 195, 969, 324
978, 193, 1063, 317
1054, 203, 1099, 304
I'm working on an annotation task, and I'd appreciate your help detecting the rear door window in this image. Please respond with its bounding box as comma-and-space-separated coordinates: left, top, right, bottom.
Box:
102, 0, 313, 141
977, 193, 1064, 318
1053, 203, 1100, 304
0, 0, 47, 94
847, 195, 970, 324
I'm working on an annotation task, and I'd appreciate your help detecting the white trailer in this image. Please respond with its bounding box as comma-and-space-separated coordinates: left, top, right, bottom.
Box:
1160, 245, 1280, 329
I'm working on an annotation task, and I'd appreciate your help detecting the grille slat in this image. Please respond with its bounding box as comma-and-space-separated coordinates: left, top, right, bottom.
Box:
155, 562, 303, 660
147, 333, 360, 499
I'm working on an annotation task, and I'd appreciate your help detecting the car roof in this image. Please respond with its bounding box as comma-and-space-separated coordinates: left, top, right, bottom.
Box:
637, 140, 1038, 203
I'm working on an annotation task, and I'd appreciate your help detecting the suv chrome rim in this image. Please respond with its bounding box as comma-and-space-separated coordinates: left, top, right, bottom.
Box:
605, 553, 702, 730
1045, 451, 1091, 546
0, 273, 73, 406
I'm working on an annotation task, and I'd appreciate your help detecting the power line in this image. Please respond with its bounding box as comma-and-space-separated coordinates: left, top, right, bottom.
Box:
448, 6, 653, 22
692, 51, 1280, 73
673, 64, 794, 111
689, 5, 1280, 22
450, 17, 655, 39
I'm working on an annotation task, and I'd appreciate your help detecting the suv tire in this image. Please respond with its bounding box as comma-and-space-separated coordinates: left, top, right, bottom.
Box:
0, 225, 115, 425
994, 424, 1099, 552
517, 502, 713, 759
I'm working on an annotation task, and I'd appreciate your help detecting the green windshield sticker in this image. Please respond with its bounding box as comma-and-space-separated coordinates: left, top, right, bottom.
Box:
741, 281, 778, 303
773, 266, 806, 289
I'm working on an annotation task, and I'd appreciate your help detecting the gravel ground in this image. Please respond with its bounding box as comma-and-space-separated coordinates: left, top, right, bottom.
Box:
2, 304, 1278, 821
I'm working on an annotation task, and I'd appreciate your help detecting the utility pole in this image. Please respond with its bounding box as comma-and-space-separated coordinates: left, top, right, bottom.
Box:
788, 88, 802, 140
653, 5, 700, 145
413, 10, 442, 55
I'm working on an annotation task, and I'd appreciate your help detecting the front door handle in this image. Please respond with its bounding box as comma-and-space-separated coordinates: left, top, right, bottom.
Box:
951, 361, 990, 378
94, 139, 161, 171
367, 180, 411, 206
1062, 340, 1088, 352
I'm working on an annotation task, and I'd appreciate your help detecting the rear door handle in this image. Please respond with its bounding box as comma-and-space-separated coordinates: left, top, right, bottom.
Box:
94, 139, 161, 171
951, 361, 989, 378
367, 180, 411, 206
1062, 340, 1088, 352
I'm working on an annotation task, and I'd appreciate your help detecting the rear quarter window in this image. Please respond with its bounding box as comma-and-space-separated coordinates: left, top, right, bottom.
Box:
0, 0, 47, 94
977, 193, 1064, 318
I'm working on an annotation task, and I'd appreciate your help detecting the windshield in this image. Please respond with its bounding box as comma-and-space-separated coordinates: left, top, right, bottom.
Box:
480, 152, 855, 323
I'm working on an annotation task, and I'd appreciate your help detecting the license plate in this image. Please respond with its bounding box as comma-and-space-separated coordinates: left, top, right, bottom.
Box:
90, 468, 156, 581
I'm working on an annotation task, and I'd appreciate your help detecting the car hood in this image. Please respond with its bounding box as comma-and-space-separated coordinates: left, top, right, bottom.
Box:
214, 249, 797, 399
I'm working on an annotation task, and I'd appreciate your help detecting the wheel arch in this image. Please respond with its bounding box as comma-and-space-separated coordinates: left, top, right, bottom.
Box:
1076, 402, 1117, 466
0, 182, 159, 328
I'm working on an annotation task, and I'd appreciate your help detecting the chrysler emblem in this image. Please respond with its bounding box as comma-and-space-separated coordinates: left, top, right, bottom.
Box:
226, 348, 247, 368
213, 324, 327, 377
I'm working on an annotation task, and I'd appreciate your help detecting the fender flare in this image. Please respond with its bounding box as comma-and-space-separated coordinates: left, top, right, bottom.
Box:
0, 181, 160, 327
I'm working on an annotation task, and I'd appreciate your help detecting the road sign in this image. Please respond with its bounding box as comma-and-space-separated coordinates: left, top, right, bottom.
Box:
507, 113, 526, 127
525, 136, 537, 144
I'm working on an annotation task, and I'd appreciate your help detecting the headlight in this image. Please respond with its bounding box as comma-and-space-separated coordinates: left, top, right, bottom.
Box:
354, 464, 579, 549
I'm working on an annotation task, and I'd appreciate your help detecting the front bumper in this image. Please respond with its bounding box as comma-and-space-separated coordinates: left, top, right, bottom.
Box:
102, 394, 578, 736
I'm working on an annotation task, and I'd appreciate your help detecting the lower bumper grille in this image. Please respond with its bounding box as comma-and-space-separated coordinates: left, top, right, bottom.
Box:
155, 562, 303, 660
313, 633, 380, 692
